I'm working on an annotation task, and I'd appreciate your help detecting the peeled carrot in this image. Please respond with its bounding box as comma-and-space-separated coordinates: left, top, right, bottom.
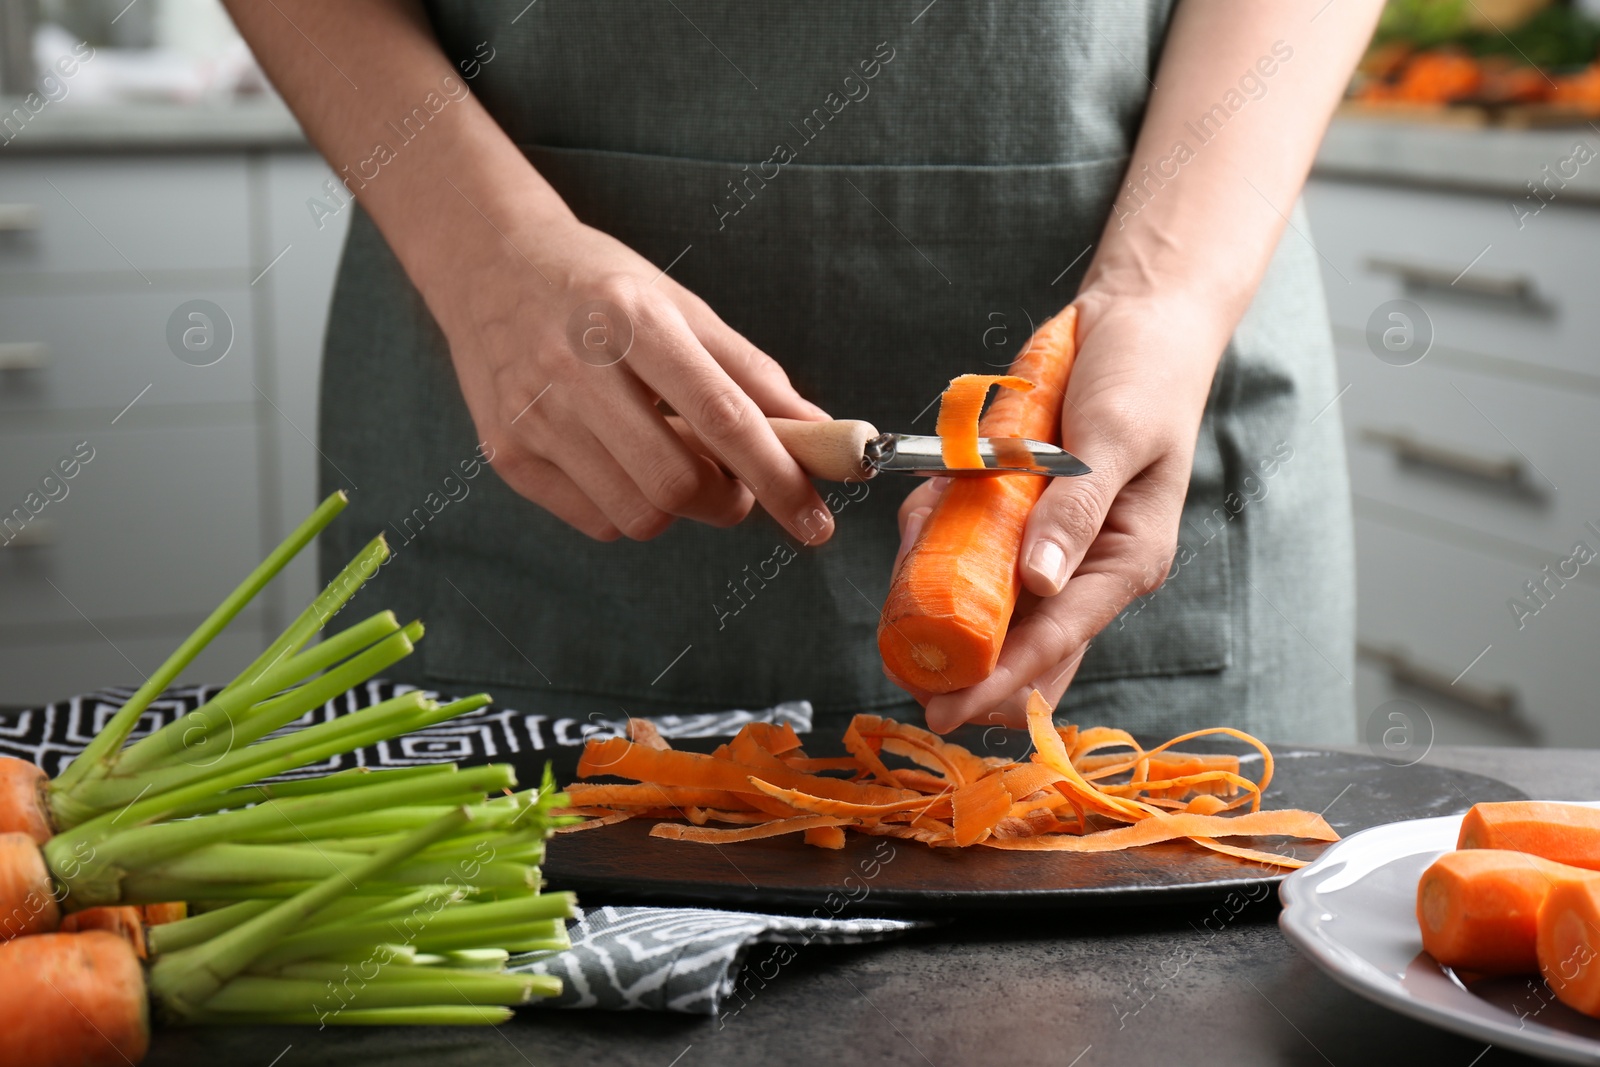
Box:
0, 754, 54, 844
0, 830, 60, 940
1459, 802, 1600, 871
0, 930, 150, 1067
1539, 878, 1600, 1015
878, 306, 1078, 693
1417, 849, 1592, 975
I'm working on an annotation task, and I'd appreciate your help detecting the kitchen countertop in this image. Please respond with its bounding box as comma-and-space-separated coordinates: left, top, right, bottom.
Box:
5, 96, 1600, 207
0, 96, 308, 152
1314, 115, 1600, 202
143, 745, 1585, 1067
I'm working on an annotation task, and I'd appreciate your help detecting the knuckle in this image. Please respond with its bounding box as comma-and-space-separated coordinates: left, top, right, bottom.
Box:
619, 508, 672, 542
688, 384, 749, 441
646, 461, 703, 514
1046, 482, 1109, 545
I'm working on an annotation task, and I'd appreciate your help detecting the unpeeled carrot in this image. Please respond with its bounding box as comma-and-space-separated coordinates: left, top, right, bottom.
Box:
1539, 878, 1600, 1015
60, 906, 148, 958
0, 830, 59, 940
1459, 802, 1600, 870
0, 754, 54, 844
0, 931, 149, 1067
1417, 849, 1592, 975
878, 306, 1078, 693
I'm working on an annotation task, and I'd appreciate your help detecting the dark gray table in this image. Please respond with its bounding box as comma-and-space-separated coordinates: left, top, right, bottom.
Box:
144, 746, 1576, 1067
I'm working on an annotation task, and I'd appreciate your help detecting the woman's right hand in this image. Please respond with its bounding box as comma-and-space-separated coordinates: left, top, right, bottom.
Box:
428, 212, 837, 545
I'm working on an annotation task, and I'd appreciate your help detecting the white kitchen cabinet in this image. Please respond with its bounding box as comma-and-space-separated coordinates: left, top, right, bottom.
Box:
0, 140, 349, 707
1306, 157, 1600, 747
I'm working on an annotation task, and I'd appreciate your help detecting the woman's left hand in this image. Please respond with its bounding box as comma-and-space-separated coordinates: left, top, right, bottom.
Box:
885, 288, 1230, 733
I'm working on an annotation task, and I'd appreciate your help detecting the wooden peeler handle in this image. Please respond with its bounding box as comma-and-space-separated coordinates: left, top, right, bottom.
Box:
666, 416, 881, 482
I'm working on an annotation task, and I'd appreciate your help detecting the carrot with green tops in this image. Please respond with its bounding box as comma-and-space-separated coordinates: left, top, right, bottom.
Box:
1459, 802, 1600, 871
1417, 849, 1593, 975
878, 306, 1078, 693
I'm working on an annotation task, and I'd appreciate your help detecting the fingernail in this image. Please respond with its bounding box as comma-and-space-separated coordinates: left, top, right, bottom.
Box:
1028, 539, 1068, 593
905, 507, 931, 541
927, 476, 951, 494
794, 505, 833, 544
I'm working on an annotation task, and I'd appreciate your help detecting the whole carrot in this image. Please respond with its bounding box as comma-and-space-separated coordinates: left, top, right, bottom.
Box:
0, 931, 150, 1067
879, 306, 1078, 693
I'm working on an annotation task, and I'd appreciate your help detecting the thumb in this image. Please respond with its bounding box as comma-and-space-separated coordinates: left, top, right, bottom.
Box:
1018, 466, 1121, 597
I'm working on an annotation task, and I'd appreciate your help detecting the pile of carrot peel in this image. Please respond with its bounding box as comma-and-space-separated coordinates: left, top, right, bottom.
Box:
564, 691, 1338, 868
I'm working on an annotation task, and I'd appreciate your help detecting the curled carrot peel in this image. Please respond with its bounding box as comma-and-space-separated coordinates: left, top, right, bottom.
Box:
879, 307, 1078, 693
935, 374, 1035, 470
563, 704, 1336, 863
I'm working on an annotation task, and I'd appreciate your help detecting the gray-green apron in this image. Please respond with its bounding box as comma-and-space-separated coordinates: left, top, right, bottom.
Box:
320, 1, 1356, 743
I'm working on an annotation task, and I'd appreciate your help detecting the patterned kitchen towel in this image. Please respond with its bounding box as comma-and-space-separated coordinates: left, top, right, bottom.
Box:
0, 680, 812, 778
511, 905, 924, 1015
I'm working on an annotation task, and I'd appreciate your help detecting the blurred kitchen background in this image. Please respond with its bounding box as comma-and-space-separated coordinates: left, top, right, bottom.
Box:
1, 0, 1598, 750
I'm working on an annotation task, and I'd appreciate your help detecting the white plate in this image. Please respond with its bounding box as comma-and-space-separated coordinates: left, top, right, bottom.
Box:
1279, 803, 1600, 1065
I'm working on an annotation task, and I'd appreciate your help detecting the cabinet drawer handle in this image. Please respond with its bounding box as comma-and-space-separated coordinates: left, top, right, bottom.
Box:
0, 343, 47, 371
0, 204, 40, 232
1361, 427, 1523, 486
1366, 256, 1544, 310
1357, 642, 1533, 734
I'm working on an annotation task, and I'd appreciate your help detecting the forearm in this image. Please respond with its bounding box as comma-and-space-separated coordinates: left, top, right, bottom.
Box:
1081, 0, 1384, 342
222, 0, 574, 305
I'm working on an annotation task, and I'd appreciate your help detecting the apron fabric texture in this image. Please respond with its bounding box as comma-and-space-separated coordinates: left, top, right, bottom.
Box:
319, 2, 1356, 743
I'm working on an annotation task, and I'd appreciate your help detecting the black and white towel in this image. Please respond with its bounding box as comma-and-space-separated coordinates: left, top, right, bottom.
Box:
512, 906, 922, 1015
0, 680, 812, 779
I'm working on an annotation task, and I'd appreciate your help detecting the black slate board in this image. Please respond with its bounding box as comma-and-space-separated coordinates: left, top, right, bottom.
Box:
540, 735, 1526, 914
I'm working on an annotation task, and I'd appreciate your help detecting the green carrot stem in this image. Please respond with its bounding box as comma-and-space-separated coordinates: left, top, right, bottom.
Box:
197, 970, 550, 1014
200, 620, 423, 754
114, 614, 425, 780
303, 886, 464, 931
66, 690, 444, 821
158, 764, 458, 821
317, 943, 415, 966
411, 921, 569, 956
262, 960, 518, 982
221, 535, 390, 696
53, 492, 347, 795
117, 879, 443, 902
253, 892, 576, 969
183, 1006, 514, 1027
241, 808, 468, 845
146, 899, 275, 956
77, 763, 512, 871
123, 844, 535, 893
147, 808, 470, 1017
500, 937, 572, 954
433, 949, 510, 971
